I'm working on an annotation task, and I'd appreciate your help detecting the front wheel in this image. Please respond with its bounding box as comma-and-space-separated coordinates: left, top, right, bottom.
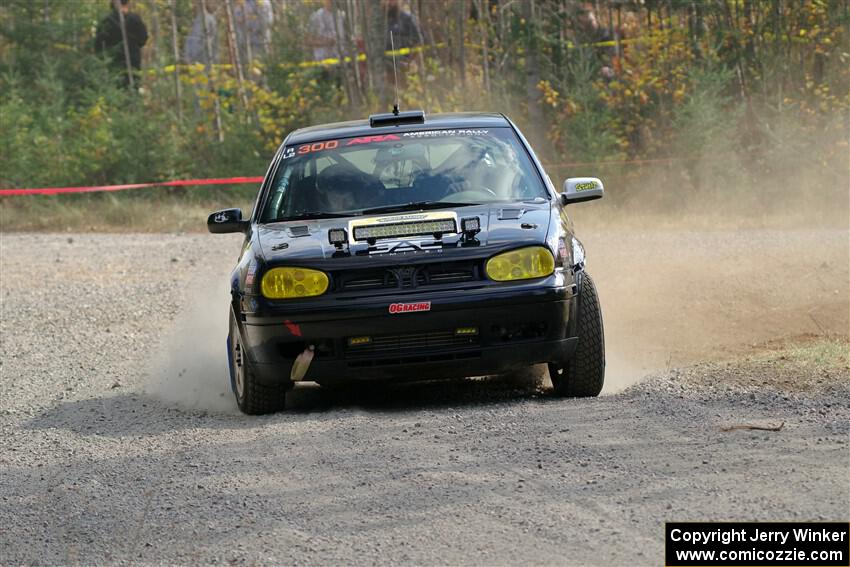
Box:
228, 310, 287, 415
549, 272, 605, 397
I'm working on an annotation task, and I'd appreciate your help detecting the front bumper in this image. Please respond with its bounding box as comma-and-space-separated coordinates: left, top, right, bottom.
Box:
238, 284, 578, 385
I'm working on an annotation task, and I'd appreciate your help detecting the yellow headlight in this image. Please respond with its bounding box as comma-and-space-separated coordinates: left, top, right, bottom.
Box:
485, 246, 555, 282
260, 267, 329, 299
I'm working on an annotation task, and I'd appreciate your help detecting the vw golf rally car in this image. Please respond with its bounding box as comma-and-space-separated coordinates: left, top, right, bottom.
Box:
209, 111, 606, 414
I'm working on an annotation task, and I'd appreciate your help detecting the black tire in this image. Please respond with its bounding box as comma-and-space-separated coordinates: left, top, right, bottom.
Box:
229, 310, 287, 415
549, 272, 605, 397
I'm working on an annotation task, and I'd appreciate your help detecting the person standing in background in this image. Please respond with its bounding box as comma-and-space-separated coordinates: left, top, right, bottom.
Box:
183, 0, 218, 67
232, 0, 273, 68
307, 0, 347, 88
573, 2, 617, 80
384, 0, 421, 52
307, 0, 344, 63
95, 0, 148, 89
183, 0, 218, 116
382, 0, 421, 92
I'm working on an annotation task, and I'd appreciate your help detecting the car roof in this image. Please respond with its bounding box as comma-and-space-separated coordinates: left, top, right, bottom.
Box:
285, 112, 511, 146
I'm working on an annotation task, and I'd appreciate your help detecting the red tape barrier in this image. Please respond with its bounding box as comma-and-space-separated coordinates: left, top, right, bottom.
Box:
0, 176, 264, 197
1, 153, 732, 196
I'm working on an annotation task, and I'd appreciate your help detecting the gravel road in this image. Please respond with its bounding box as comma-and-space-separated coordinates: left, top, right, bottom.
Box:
1, 229, 848, 565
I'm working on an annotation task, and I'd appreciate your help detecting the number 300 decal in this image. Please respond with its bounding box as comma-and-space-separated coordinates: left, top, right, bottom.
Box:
296, 140, 339, 155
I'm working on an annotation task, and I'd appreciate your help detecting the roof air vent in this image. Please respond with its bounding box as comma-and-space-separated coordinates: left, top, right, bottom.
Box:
369, 110, 426, 128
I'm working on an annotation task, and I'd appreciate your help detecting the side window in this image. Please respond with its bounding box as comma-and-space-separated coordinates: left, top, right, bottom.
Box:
314, 156, 335, 175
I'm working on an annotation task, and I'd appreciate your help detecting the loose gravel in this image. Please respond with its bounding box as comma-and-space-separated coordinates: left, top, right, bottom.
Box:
0, 230, 847, 566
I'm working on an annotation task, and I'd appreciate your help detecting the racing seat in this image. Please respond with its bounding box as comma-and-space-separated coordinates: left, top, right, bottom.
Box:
287, 175, 320, 214
317, 164, 384, 212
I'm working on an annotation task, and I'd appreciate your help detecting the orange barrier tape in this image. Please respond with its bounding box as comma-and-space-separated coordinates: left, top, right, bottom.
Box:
0, 176, 264, 197
2, 153, 737, 197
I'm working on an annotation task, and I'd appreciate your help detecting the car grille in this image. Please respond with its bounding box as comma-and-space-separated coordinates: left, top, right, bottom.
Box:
333, 260, 482, 292
345, 329, 480, 360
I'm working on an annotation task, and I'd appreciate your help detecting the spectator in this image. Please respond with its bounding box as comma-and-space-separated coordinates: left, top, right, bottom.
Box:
183, 0, 217, 67
232, 0, 273, 66
95, 0, 148, 89
384, 0, 421, 52
307, 0, 345, 63
573, 2, 616, 80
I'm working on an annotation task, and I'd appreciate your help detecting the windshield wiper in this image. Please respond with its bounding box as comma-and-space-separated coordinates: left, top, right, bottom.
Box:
359, 201, 480, 215
274, 211, 356, 221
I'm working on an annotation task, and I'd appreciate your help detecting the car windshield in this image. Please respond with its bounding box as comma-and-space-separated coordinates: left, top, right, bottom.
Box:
260, 127, 547, 222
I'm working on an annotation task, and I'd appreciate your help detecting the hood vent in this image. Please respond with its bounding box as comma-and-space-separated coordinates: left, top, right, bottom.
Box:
289, 225, 310, 237
498, 208, 524, 220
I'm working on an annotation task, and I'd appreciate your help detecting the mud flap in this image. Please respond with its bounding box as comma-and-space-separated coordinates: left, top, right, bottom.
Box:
226, 335, 236, 394
567, 270, 584, 339
290, 346, 315, 382
227, 304, 243, 395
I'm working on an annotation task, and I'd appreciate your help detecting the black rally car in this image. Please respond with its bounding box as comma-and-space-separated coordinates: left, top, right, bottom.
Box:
209, 111, 605, 414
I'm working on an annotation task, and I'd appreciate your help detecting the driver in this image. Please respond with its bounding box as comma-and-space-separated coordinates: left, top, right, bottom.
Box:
316, 164, 382, 212
373, 144, 428, 189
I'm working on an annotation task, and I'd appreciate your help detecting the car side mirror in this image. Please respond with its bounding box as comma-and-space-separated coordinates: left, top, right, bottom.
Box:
207, 208, 249, 234
560, 177, 604, 205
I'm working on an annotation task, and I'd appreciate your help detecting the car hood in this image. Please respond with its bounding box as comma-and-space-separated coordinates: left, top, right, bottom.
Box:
256, 202, 552, 261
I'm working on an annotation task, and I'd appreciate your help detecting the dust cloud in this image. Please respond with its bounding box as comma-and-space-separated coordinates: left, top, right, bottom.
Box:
145, 274, 237, 413
579, 156, 849, 393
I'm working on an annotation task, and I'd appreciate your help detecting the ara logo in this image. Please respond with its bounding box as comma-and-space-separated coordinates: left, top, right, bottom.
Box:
388, 301, 431, 314
346, 134, 401, 146
214, 212, 230, 223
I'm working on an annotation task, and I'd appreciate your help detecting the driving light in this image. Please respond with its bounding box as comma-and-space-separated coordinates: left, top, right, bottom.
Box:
485, 247, 555, 282
328, 228, 347, 246
353, 219, 456, 241
261, 267, 329, 299
461, 217, 480, 234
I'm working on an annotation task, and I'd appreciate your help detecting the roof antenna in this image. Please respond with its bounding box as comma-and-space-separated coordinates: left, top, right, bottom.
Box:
390, 31, 400, 116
